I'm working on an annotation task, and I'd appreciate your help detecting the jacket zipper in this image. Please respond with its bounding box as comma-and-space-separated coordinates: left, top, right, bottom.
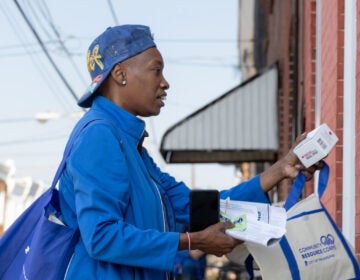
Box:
152, 180, 167, 232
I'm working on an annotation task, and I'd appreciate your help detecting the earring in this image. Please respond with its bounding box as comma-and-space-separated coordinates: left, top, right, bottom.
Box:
122, 80, 127, 85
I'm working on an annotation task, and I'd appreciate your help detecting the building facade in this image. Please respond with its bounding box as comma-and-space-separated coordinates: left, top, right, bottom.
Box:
244, 0, 360, 261
160, 0, 359, 262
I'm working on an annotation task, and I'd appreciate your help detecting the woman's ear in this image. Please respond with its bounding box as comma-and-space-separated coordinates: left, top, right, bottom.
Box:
111, 64, 127, 85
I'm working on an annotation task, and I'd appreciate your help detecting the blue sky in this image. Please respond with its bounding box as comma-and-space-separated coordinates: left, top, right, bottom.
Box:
0, 0, 241, 189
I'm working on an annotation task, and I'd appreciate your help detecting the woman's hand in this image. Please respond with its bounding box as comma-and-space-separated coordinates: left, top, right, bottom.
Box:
259, 133, 324, 192
179, 222, 242, 257
280, 133, 324, 181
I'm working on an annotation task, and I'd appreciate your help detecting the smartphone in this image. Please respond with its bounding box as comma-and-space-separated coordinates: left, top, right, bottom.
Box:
190, 189, 220, 232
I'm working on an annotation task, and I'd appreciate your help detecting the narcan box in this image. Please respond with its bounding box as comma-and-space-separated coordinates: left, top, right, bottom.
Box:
294, 124, 338, 168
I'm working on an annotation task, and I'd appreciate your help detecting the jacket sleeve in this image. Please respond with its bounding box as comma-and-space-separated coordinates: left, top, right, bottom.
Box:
140, 149, 270, 226
66, 123, 179, 271
220, 175, 270, 203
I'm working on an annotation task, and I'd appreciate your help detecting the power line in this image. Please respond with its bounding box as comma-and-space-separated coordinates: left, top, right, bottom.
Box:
62, 35, 254, 44
0, 41, 56, 50
37, 0, 87, 86
107, 0, 119, 25
0, 40, 83, 57
0, 1, 73, 111
0, 49, 43, 57
23, 0, 53, 40
166, 59, 238, 68
13, 0, 80, 104
0, 37, 250, 55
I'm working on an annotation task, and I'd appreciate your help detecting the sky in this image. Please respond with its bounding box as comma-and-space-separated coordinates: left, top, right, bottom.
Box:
0, 0, 241, 189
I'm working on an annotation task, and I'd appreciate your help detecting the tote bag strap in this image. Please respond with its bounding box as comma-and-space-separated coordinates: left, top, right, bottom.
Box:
49, 118, 102, 189
317, 162, 329, 198
284, 161, 329, 211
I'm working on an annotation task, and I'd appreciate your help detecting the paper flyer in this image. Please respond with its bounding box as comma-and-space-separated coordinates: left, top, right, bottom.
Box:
220, 199, 287, 247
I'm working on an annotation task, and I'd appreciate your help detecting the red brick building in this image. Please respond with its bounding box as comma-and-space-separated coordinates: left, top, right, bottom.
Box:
300, 0, 359, 262
242, 0, 360, 261
161, 0, 360, 263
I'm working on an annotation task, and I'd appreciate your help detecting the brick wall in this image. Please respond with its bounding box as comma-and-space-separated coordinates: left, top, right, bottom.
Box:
299, 0, 344, 227
259, 0, 358, 260
319, 0, 343, 226
302, 0, 359, 261
302, 0, 342, 220
301, 0, 317, 197
259, 0, 296, 201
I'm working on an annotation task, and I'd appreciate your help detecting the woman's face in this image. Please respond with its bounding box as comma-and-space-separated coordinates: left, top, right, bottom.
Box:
120, 47, 170, 117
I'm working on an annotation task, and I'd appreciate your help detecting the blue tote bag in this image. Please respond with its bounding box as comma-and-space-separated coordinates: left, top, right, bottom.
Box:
0, 119, 99, 280
246, 163, 360, 280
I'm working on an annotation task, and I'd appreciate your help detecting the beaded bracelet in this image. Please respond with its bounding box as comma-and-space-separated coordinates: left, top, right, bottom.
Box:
185, 232, 191, 254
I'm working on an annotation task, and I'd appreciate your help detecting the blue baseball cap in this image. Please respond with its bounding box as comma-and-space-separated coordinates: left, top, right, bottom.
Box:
78, 24, 156, 108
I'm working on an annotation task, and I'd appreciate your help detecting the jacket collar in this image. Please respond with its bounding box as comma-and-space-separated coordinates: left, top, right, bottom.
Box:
89, 96, 146, 143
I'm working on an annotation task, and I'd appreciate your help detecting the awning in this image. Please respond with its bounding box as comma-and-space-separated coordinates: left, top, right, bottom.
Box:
160, 64, 279, 164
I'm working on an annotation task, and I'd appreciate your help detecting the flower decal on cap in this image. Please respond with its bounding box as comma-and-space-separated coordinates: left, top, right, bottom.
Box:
86, 74, 103, 93
87, 45, 104, 72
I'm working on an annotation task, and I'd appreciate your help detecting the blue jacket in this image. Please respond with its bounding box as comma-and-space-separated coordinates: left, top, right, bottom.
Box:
59, 96, 269, 279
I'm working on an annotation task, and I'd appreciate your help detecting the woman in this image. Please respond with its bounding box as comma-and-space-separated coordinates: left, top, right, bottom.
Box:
59, 24, 319, 279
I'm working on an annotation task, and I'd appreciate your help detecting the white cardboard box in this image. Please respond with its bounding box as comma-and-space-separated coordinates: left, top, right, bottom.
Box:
293, 124, 338, 168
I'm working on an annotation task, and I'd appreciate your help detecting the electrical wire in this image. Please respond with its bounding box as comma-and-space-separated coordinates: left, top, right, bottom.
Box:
0, 43, 239, 68
0, 41, 52, 50
22, 0, 53, 40
0, 49, 43, 57
0, 1, 71, 111
166, 58, 238, 68
107, 0, 119, 25
13, 0, 80, 104
74, 35, 253, 44
37, 0, 87, 86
